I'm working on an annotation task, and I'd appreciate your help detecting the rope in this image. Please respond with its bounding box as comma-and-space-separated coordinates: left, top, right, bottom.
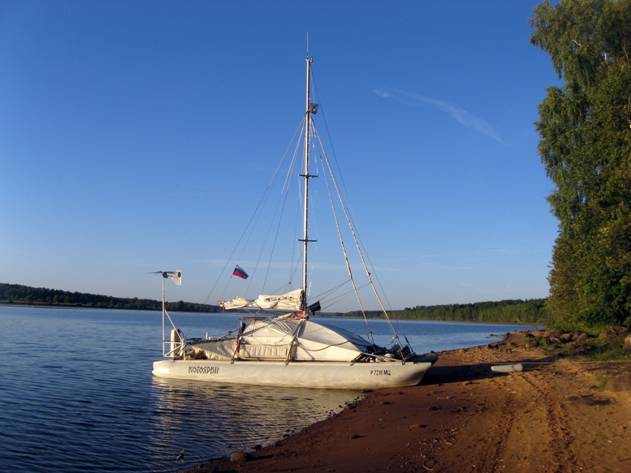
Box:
311, 71, 351, 199
313, 125, 402, 349
321, 282, 370, 311
310, 278, 351, 301
287, 186, 301, 286
261, 144, 300, 291
203, 117, 304, 304
316, 134, 373, 341
312, 74, 401, 344
248, 126, 303, 295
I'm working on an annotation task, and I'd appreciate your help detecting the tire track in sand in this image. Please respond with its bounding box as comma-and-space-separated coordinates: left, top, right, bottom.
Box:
517, 368, 580, 473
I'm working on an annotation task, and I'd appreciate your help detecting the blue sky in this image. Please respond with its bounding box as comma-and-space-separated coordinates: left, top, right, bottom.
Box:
0, 1, 559, 310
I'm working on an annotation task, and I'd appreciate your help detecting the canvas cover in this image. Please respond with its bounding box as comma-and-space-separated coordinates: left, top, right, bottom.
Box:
190, 316, 371, 362
219, 289, 303, 311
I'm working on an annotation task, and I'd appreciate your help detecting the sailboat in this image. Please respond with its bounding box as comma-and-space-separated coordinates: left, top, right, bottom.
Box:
152, 53, 436, 389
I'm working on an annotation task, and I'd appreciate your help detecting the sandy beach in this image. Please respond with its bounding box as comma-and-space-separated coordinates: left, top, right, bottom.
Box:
188, 336, 631, 473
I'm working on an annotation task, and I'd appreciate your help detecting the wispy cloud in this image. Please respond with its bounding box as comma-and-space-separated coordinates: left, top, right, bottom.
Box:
372, 88, 504, 144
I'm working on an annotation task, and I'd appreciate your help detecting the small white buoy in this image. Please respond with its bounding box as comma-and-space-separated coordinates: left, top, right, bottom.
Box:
491, 363, 524, 373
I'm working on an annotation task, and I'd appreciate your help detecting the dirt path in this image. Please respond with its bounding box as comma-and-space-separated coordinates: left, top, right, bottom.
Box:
188, 344, 631, 473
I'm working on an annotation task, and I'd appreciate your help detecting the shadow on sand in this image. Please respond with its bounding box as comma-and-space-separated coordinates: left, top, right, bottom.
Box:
421, 356, 556, 386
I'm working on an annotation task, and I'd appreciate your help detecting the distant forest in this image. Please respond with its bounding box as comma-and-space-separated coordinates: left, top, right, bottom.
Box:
344, 299, 548, 324
0, 283, 219, 313
1, 283, 547, 323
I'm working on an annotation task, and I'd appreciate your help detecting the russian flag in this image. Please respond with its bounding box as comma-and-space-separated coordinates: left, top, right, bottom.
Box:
232, 265, 249, 279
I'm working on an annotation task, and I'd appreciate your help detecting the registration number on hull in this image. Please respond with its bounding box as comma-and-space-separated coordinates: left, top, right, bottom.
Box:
188, 366, 219, 375
370, 369, 391, 376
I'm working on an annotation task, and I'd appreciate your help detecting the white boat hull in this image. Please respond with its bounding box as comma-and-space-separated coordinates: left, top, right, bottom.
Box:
152, 359, 433, 390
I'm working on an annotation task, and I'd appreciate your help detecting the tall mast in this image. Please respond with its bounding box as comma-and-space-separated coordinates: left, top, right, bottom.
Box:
301, 55, 314, 309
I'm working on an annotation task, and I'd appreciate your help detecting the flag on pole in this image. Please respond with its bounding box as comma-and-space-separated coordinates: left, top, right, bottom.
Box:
308, 300, 321, 313
232, 265, 249, 279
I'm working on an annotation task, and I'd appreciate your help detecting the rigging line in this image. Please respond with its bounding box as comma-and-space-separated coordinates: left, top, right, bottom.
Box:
325, 183, 394, 317
315, 125, 373, 342
203, 116, 305, 304
238, 117, 305, 277
313, 125, 401, 343
352, 229, 394, 308
284, 178, 303, 288
321, 282, 370, 311
246, 122, 304, 296
313, 73, 388, 318
348, 225, 403, 335
281, 129, 301, 195
288, 184, 301, 285
305, 133, 320, 300
261, 134, 302, 292
311, 72, 351, 200
310, 278, 351, 301
269, 279, 291, 294
219, 271, 235, 301
259, 120, 303, 292
245, 182, 289, 295
311, 121, 388, 306
361, 249, 402, 333
312, 84, 386, 318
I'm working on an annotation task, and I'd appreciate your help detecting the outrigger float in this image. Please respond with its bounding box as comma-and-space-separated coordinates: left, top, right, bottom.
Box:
152, 52, 436, 390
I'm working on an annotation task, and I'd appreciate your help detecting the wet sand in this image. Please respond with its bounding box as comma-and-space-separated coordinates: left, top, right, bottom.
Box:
188, 340, 631, 473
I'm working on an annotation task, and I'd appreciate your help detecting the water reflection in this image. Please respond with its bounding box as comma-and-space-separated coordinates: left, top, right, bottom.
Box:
148, 377, 359, 470
1, 306, 536, 473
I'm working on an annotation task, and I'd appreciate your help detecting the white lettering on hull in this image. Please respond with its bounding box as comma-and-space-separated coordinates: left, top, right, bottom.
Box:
188, 366, 219, 375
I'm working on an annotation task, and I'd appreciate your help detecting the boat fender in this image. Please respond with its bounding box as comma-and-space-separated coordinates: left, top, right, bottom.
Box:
490, 363, 523, 374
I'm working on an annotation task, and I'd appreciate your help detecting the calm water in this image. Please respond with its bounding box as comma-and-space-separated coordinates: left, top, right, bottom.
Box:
0, 306, 535, 472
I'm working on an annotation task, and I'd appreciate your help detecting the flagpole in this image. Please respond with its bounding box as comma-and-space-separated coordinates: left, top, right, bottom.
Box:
161, 276, 165, 356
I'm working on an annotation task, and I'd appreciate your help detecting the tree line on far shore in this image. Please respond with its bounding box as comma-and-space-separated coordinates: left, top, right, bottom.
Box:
344, 299, 547, 324
2, 282, 547, 323
0, 283, 219, 313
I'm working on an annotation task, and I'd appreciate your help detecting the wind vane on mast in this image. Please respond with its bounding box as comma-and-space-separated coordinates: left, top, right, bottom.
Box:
149, 270, 183, 286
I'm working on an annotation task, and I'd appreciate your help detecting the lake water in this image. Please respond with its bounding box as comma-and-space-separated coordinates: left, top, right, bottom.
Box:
0, 306, 535, 472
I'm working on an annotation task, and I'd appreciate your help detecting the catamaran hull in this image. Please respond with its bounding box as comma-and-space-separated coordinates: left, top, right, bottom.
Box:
152, 359, 432, 390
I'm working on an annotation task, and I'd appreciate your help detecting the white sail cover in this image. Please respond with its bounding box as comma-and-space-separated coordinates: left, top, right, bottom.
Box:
220, 289, 303, 311
191, 315, 371, 362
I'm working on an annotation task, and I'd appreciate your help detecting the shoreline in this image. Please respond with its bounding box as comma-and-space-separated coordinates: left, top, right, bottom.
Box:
319, 313, 543, 326
187, 335, 631, 473
1, 303, 541, 326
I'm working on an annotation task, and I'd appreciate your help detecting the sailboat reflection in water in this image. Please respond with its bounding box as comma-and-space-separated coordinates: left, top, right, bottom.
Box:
150, 377, 357, 464
152, 53, 437, 389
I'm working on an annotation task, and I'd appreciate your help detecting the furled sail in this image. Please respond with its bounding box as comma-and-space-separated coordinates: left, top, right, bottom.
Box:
219, 288, 303, 311
220, 296, 250, 310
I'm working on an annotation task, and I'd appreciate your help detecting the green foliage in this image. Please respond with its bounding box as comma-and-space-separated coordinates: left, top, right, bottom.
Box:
344, 298, 548, 324
531, 0, 631, 329
0, 283, 219, 313
586, 340, 630, 360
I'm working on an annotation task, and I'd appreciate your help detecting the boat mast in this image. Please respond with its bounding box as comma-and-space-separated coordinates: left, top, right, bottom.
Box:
300, 54, 315, 310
